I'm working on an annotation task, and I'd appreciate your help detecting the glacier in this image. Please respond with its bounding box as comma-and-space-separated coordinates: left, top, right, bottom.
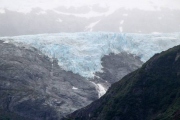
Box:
1, 32, 180, 78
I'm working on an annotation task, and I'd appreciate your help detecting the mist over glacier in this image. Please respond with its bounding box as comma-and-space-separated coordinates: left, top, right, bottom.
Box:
1, 32, 180, 78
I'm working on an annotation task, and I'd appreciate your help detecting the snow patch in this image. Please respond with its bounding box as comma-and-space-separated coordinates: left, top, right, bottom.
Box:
3, 41, 9, 43
72, 86, 78, 90
85, 20, 100, 31
53, 6, 118, 19
119, 27, 123, 32
97, 83, 106, 97
91, 82, 106, 98
54, 10, 105, 19
120, 20, 124, 25
152, 32, 161, 34
94, 75, 101, 79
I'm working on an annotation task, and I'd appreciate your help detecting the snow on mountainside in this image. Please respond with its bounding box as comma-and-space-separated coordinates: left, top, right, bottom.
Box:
0, 2, 180, 36
1, 32, 180, 78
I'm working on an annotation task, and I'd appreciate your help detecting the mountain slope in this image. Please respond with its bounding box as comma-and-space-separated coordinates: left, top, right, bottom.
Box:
0, 40, 99, 119
0, 40, 142, 119
0, 33, 179, 119
0, 8, 180, 36
65, 45, 180, 120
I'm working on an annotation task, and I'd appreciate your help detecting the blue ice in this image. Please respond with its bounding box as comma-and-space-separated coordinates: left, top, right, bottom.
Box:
1, 32, 180, 78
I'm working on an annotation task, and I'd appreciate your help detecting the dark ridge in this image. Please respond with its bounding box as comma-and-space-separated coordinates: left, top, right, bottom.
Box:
65, 45, 180, 120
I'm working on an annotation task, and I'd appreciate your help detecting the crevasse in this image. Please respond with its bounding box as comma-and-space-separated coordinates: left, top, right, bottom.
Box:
1, 32, 180, 78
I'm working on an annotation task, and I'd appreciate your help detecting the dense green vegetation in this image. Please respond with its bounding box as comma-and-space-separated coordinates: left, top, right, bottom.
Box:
67, 45, 180, 120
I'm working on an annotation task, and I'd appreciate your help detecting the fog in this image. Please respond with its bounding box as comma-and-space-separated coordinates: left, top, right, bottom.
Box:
0, 0, 180, 36
1, 0, 180, 13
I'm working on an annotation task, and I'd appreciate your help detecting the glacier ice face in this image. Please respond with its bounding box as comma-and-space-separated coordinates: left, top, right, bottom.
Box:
1, 32, 180, 78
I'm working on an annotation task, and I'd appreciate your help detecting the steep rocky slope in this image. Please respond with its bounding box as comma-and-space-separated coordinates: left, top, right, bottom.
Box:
0, 41, 97, 119
90, 53, 142, 93
0, 40, 142, 119
66, 45, 180, 120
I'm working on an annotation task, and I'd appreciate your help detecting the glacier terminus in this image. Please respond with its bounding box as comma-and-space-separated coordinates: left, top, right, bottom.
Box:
1, 32, 180, 78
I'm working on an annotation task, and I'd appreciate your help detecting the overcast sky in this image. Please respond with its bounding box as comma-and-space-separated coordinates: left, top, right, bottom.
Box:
0, 0, 180, 13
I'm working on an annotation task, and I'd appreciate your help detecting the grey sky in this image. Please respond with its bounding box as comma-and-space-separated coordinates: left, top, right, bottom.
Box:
0, 0, 180, 13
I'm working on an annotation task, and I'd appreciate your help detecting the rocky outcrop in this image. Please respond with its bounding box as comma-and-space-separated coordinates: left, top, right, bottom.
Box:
90, 53, 143, 96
